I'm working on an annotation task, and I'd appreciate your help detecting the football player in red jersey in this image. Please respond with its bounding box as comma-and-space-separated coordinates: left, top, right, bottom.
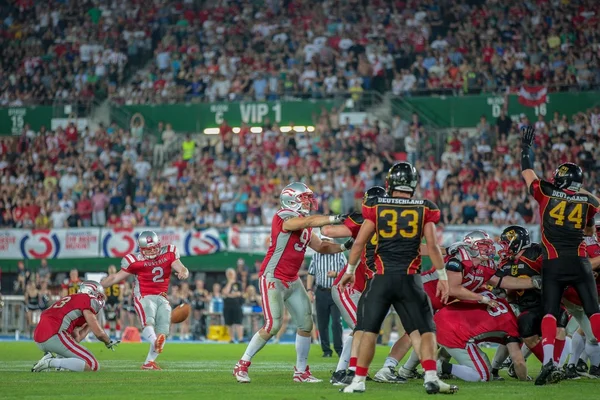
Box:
233, 182, 352, 384
521, 125, 600, 385
102, 230, 189, 370
434, 291, 529, 382
32, 281, 119, 372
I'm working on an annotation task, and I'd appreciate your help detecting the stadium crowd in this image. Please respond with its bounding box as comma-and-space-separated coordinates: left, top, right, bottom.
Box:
1, 0, 599, 107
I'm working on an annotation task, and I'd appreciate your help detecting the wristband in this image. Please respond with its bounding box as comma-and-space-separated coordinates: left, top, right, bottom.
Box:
521, 148, 533, 171
329, 215, 336, 223
479, 295, 491, 305
340, 243, 348, 251
346, 263, 358, 274
436, 268, 448, 281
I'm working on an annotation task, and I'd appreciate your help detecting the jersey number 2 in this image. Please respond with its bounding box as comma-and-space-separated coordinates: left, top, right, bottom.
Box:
152, 267, 165, 283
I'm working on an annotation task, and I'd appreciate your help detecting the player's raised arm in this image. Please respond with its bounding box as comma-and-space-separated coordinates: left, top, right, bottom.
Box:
101, 269, 130, 288
172, 259, 189, 280
282, 214, 346, 232
308, 232, 354, 254
520, 125, 539, 187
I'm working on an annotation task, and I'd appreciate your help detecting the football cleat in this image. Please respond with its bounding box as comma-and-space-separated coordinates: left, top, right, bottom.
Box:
564, 364, 581, 380
424, 378, 458, 395
576, 359, 588, 373
233, 360, 251, 383
141, 361, 162, 370
501, 356, 512, 369
535, 361, 557, 386
507, 363, 516, 378
32, 352, 54, 372
330, 370, 347, 386
341, 379, 366, 393
341, 369, 355, 384
373, 366, 407, 384
589, 365, 600, 378
293, 365, 322, 382
155, 334, 166, 354
491, 371, 505, 381
398, 366, 423, 379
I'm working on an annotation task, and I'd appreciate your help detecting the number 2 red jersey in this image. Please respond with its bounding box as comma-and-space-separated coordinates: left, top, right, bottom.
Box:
362, 196, 440, 275
34, 293, 103, 343
260, 209, 312, 282
121, 245, 180, 297
333, 211, 374, 291
434, 296, 519, 349
530, 179, 599, 259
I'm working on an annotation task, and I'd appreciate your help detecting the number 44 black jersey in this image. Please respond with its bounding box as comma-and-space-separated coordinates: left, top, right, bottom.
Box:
530, 179, 599, 259
362, 196, 440, 275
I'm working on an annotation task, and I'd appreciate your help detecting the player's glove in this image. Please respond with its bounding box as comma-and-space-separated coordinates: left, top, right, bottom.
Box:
521, 126, 535, 149
106, 339, 121, 351
340, 238, 354, 251
329, 214, 348, 224
531, 275, 542, 290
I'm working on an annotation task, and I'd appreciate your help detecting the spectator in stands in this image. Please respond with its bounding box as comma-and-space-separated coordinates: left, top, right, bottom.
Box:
243, 285, 262, 334
222, 268, 244, 344
192, 279, 209, 340
36, 259, 51, 285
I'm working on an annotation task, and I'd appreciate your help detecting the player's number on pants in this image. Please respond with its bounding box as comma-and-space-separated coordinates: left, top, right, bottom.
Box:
548, 201, 582, 229
378, 209, 419, 239
53, 296, 72, 309
152, 267, 165, 283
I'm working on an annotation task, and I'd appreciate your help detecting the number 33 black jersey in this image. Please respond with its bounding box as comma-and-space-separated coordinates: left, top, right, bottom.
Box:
362, 196, 440, 275
530, 179, 599, 259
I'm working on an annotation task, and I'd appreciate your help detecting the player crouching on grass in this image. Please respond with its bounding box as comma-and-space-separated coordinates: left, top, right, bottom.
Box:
32, 281, 120, 372
102, 231, 190, 370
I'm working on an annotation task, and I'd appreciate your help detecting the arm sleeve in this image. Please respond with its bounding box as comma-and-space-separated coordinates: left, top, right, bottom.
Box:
424, 200, 441, 224
343, 213, 363, 237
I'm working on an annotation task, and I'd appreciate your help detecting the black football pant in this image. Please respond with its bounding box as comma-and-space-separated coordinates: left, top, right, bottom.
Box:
542, 256, 600, 319
315, 287, 343, 356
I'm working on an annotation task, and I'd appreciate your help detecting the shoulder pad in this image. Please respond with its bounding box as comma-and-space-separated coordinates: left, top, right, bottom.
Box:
90, 297, 102, 314
424, 199, 440, 211
277, 209, 300, 221
347, 212, 364, 225
364, 196, 378, 207
446, 258, 463, 272
120, 254, 137, 270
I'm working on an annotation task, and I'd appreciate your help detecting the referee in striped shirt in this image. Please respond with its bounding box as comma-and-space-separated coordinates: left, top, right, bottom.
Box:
307, 237, 347, 357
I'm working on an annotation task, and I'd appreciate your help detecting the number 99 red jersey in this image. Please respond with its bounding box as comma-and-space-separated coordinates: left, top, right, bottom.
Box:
260, 209, 312, 282
434, 293, 519, 349
121, 245, 180, 297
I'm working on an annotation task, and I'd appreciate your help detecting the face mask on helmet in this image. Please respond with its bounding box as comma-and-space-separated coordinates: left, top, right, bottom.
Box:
464, 232, 496, 260
297, 192, 318, 215
78, 281, 106, 308
497, 240, 515, 261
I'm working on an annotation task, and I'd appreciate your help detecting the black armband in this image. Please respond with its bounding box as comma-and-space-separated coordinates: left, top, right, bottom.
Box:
495, 276, 504, 289
521, 148, 533, 171
505, 335, 521, 344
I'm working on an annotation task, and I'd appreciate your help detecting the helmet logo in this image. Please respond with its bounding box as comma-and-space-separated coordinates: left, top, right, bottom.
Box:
281, 188, 296, 197
557, 165, 569, 177
504, 230, 517, 242
146, 235, 154, 244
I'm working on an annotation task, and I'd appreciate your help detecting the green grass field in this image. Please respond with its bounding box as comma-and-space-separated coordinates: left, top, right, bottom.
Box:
0, 342, 597, 399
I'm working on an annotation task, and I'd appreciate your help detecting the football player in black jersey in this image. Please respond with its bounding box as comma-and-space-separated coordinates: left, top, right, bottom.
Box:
340, 162, 456, 394
103, 265, 123, 340
521, 126, 600, 385
492, 226, 568, 380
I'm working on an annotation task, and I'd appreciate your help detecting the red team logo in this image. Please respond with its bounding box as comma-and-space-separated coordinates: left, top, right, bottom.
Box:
102, 229, 137, 258
20, 230, 61, 259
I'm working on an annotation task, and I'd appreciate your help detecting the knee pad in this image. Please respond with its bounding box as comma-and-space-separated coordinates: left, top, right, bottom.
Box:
267, 317, 282, 336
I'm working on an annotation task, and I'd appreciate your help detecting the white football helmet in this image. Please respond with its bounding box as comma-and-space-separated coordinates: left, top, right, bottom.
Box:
78, 280, 106, 308
280, 182, 317, 215
138, 230, 160, 259
462, 230, 496, 260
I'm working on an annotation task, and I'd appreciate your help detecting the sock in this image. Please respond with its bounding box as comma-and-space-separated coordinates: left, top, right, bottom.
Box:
384, 356, 399, 369
581, 349, 589, 363
336, 336, 353, 372
50, 358, 86, 372
355, 365, 368, 378
241, 332, 268, 362
585, 341, 600, 366
522, 344, 532, 359
104, 323, 109, 330
541, 315, 557, 364
349, 357, 357, 371
404, 350, 420, 370
529, 341, 544, 362
141, 326, 159, 363
421, 359, 436, 372
295, 334, 311, 372
590, 314, 600, 341
554, 338, 566, 365
116, 330, 122, 340
491, 344, 509, 369
116, 323, 121, 331
558, 337, 571, 368
570, 331, 586, 365
451, 364, 483, 382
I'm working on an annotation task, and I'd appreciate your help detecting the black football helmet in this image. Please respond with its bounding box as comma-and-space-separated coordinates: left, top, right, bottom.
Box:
498, 225, 531, 260
553, 162, 583, 192
363, 186, 386, 204
386, 162, 418, 195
